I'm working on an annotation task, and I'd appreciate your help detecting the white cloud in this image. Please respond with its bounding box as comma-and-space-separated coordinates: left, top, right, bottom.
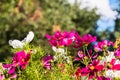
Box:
68, 0, 118, 20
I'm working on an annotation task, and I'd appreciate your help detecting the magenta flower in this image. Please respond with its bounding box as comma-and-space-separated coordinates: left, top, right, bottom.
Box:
75, 67, 89, 78
82, 34, 96, 45
74, 33, 96, 48
46, 31, 63, 47
114, 47, 120, 59
46, 30, 75, 47
87, 60, 104, 79
0, 73, 5, 80
12, 50, 31, 69
74, 50, 84, 61
74, 32, 83, 48
2, 63, 17, 78
107, 59, 120, 70
61, 30, 75, 46
42, 55, 53, 69
94, 40, 113, 52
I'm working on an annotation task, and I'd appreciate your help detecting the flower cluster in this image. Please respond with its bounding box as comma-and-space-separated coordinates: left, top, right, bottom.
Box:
1, 30, 120, 80
46, 30, 120, 80
2, 50, 31, 79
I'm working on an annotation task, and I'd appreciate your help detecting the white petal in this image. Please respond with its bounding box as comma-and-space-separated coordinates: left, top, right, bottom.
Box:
106, 70, 114, 78
9, 40, 24, 48
114, 71, 120, 78
52, 46, 57, 52
22, 31, 34, 43
57, 48, 65, 54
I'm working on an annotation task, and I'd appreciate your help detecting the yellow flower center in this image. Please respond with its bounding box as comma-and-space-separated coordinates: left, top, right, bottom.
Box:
22, 59, 25, 62
108, 63, 112, 68
90, 66, 95, 70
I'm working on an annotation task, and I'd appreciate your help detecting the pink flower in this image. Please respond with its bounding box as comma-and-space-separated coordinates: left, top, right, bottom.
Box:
12, 50, 31, 69
2, 50, 31, 79
2, 63, 17, 79
82, 34, 96, 45
74, 33, 96, 48
61, 30, 75, 46
2, 63, 16, 75
0, 73, 5, 80
46, 31, 63, 47
46, 31, 75, 47
87, 60, 104, 79
73, 33, 83, 48
42, 55, 53, 69
75, 67, 88, 79
107, 59, 120, 70
94, 40, 113, 52
74, 50, 84, 61
114, 47, 120, 59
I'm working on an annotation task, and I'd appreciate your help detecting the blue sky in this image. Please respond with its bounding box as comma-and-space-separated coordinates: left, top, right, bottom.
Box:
96, 0, 120, 32
68, 0, 120, 32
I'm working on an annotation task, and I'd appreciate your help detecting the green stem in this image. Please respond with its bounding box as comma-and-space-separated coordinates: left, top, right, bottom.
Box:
85, 47, 93, 63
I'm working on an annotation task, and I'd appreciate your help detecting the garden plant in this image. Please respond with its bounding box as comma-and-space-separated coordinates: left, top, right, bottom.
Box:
1, 30, 120, 80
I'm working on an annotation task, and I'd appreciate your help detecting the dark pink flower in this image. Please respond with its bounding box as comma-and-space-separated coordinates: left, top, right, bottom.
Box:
74, 32, 83, 48
2, 63, 16, 75
94, 40, 113, 52
61, 30, 75, 46
42, 55, 53, 70
46, 30, 75, 47
114, 47, 120, 59
74, 33, 96, 48
75, 67, 88, 78
2, 63, 17, 79
0, 73, 5, 80
107, 59, 120, 70
87, 60, 104, 79
82, 34, 96, 45
74, 50, 84, 61
46, 31, 63, 47
12, 50, 31, 69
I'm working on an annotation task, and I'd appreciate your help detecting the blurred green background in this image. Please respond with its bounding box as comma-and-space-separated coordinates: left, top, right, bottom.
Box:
0, 0, 120, 61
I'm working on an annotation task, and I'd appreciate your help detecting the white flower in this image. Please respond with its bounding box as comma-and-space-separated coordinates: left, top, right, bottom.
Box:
106, 70, 114, 78
9, 31, 34, 48
22, 31, 34, 43
106, 70, 120, 79
52, 46, 70, 63
52, 46, 65, 54
100, 51, 115, 63
9, 40, 24, 48
114, 71, 120, 78
106, 51, 115, 62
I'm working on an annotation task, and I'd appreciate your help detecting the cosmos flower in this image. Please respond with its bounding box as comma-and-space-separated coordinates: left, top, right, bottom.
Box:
87, 60, 104, 79
107, 59, 120, 70
0, 73, 5, 80
2, 63, 17, 79
74, 50, 84, 61
46, 30, 75, 47
94, 40, 113, 52
9, 31, 34, 48
114, 47, 120, 59
12, 50, 31, 70
42, 55, 53, 70
74, 33, 96, 48
75, 67, 88, 78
